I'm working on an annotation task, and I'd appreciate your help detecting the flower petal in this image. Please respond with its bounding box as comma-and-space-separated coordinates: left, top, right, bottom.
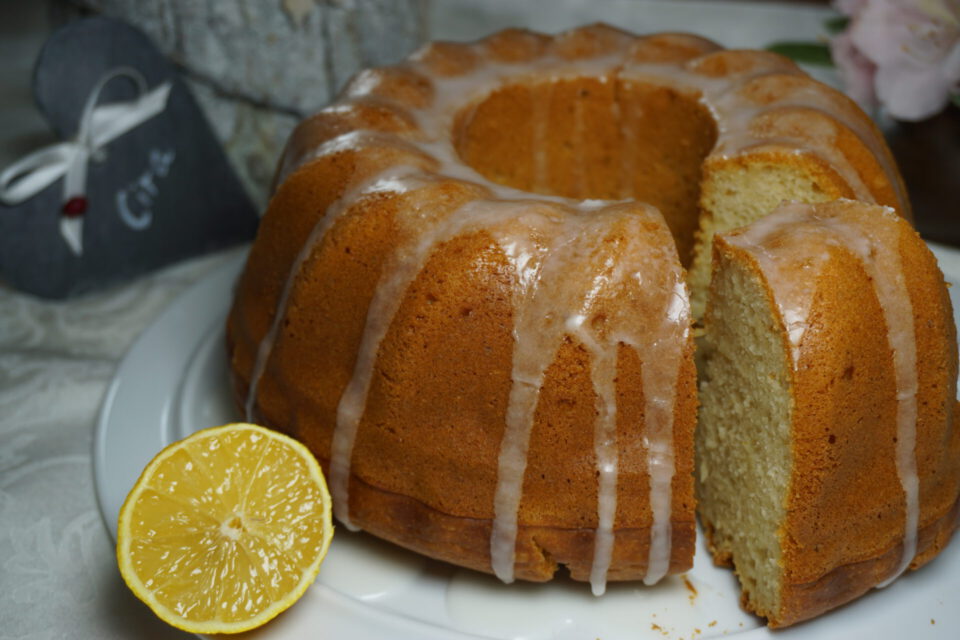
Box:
875, 61, 953, 120
942, 39, 960, 83
849, 0, 927, 67
830, 30, 878, 109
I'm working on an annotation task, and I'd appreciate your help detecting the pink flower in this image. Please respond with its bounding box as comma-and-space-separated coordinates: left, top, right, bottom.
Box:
830, 27, 878, 108
830, 0, 960, 121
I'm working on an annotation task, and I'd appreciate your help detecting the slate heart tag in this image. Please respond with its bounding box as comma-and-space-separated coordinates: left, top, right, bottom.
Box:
0, 17, 259, 299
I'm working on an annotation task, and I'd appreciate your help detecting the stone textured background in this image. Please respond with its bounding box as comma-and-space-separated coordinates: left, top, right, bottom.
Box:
55, 0, 428, 206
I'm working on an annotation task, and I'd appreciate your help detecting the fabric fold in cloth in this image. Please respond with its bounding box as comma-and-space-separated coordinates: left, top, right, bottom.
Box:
0, 247, 240, 639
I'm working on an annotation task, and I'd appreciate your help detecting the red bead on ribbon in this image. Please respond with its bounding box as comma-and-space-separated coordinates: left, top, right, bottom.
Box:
62, 196, 88, 218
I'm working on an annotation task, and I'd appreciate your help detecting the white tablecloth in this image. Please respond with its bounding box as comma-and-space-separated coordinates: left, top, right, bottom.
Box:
0, 250, 239, 639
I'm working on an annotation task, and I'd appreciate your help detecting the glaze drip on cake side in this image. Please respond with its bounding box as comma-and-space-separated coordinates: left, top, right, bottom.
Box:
723, 200, 920, 585
237, 24, 912, 593
485, 203, 689, 593
247, 183, 690, 593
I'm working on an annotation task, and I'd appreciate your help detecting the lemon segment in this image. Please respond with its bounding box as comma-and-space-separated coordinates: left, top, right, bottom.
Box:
116, 423, 334, 634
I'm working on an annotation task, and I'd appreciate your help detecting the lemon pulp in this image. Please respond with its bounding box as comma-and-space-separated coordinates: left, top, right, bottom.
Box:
116, 423, 333, 634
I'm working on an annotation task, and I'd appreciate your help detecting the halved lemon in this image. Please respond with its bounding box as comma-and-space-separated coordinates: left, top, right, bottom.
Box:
116, 423, 334, 634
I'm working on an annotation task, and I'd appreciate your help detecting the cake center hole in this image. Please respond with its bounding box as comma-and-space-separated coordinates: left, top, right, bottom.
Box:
452, 75, 718, 264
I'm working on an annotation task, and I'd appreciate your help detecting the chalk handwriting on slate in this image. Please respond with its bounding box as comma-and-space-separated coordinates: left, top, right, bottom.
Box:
115, 148, 175, 231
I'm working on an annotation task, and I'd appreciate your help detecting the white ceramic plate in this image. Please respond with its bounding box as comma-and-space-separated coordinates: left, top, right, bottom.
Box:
93, 244, 960, 640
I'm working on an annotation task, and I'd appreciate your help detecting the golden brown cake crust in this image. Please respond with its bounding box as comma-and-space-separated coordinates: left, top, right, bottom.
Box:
226, 23, 944, 615
771, 494, 960, 628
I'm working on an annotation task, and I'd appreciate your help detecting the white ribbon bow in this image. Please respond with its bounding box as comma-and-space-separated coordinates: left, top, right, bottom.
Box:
0, 67, 172, 256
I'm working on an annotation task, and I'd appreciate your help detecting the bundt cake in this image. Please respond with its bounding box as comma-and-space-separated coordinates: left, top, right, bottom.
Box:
697, 199, 960, 627
225, 22, 938, 607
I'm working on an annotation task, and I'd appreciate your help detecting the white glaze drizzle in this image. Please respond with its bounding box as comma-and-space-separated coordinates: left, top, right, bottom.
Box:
329, 181, 509, 531
488, 203, 689, 595
487, 206, 564, 585
249, 29, 908, 591
639, 275, 690, 586
244, 165, 427, 425
724, 200, 918, 587
276, 130, 428, 190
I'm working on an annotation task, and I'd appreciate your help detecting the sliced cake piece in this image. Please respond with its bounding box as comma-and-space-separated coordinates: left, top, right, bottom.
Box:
697, 199, 960, 627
